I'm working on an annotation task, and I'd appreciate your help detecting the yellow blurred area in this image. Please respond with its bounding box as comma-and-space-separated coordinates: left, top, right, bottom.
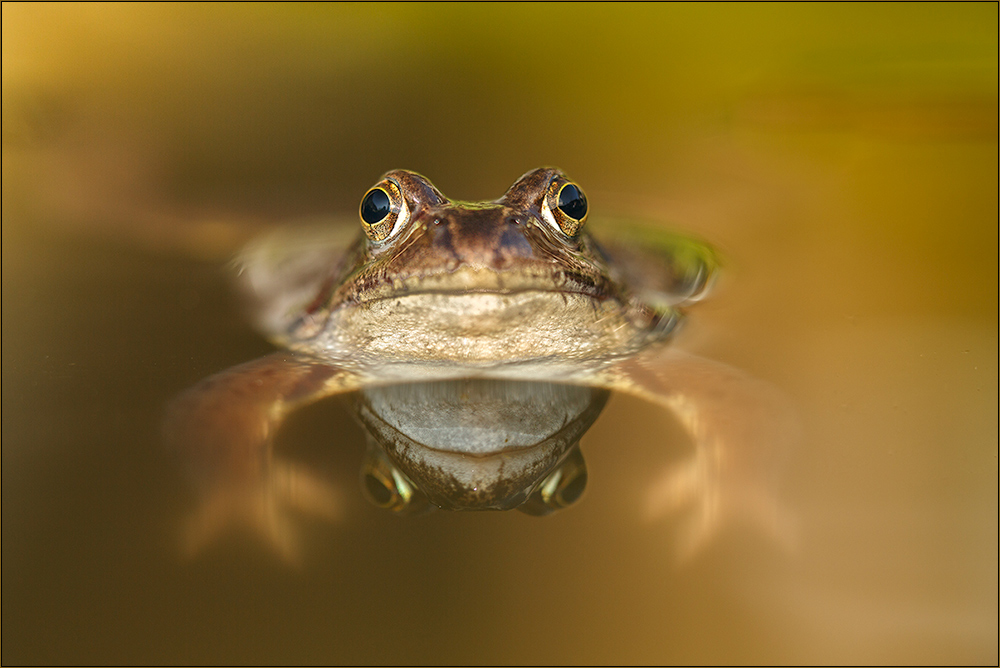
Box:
2, 3, 997, 665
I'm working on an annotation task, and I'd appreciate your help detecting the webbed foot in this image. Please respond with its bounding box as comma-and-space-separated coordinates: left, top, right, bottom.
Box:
645, 438, 796, 561
163, 352, 363, 561
181, 459, 340, 564
608, 347, 798, 558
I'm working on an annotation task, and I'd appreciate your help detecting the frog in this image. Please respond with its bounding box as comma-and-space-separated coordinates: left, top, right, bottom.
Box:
164, 167, 794, 562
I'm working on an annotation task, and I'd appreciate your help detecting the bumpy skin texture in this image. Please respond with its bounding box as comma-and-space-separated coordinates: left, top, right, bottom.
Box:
165, 168, 791, 561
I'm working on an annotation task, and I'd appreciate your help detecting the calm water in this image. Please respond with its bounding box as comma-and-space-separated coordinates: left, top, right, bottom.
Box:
3, 4, 997, 664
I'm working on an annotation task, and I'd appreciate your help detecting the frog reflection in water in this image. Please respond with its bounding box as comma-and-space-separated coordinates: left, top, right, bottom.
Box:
354, 379, 609, 515
165, 168, 794, 560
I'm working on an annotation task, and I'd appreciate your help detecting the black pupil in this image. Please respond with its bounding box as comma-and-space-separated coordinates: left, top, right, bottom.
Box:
557, 184, 587, 221
361, 188, 392, 225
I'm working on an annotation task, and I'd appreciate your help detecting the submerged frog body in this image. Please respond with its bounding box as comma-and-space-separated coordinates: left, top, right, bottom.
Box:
165, 168, 793, 561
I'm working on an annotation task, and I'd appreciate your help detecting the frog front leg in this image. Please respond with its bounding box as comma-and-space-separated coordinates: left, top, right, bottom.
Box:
163, 352, 365, 563
607, 347, 798, 559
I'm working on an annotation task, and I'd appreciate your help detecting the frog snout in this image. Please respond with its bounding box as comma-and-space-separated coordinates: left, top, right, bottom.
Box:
425, 209, 540, 269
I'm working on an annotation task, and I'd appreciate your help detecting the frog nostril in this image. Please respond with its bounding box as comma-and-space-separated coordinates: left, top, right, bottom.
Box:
505, 215, 522, 226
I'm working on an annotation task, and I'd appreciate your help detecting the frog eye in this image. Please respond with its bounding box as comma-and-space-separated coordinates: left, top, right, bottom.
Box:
517, 446, 588, 516
540, 179, 588, 237
359, 180, 410, 243
360, 447, 431, 515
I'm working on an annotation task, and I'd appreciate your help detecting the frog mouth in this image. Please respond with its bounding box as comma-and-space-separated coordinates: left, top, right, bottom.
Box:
349, 265, 617, 306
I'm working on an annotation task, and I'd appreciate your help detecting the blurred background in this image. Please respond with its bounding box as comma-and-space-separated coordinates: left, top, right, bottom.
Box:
3, 3, 996, 664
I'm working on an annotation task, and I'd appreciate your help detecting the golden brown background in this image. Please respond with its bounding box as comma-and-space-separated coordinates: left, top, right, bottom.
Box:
3, 3, 997, 664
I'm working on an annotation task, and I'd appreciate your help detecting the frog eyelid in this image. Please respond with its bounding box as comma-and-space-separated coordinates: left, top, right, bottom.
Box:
539, 196, 562, 234
386, 184, 410, 241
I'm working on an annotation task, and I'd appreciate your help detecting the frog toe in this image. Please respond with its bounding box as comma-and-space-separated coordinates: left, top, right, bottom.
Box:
646, 459, 796, 560
179, 460, 339, 564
